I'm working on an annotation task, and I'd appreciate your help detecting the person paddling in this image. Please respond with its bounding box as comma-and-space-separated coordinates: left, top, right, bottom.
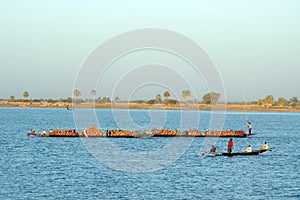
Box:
245, 145, 252, 152
261, 141, 269, 150
210, 145, 216, 153
228, 138, 234, 153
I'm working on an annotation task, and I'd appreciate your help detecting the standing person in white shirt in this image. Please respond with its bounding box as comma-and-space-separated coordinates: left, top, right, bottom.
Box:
247, 120, 252, 135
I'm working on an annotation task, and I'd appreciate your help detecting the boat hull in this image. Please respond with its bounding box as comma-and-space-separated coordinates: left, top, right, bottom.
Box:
211, 149, 268, 156
27, 129, 250, 138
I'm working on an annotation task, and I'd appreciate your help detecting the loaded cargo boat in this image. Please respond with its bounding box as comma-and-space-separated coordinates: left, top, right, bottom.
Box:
27, 128, 251, 138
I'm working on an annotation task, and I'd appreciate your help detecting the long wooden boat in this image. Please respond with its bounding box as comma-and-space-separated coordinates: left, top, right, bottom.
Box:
210, 149, 268, 156
27, 128, 251, 138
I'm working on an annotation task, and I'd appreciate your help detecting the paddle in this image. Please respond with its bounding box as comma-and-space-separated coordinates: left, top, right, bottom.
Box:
268, 148, 273, 151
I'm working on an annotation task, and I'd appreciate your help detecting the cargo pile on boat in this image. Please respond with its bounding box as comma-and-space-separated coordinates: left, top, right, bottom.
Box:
106, 130, 137, 137
183, 130, 203, 137
204, 130, 247, 137
28, 128, 248, 137
48, 129, 78, 137
151, 129, 203, 137
85, 126, 103, 137
152, 129, 179, 137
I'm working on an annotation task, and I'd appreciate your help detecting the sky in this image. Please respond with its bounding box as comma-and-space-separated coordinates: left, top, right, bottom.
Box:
0, 0, 299, 102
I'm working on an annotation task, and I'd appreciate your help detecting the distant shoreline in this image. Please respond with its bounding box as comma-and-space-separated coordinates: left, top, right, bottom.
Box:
0, 100, 299, 112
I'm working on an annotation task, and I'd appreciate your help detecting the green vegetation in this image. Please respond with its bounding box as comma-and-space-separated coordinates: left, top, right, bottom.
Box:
23, 91, 29, 100
202, 92, 220, 104
257, 95, 277, 107
130, 100, 145, 104
91, 89, 96, 96
155, 94, 162, 104
10, 95, 15, 102
182, 90, 191, 102
3, 89, 299, 111
73, 89, 81, 97
264, 95, 275, 107
32, 99, 41, 102
146, 99, 156, 104
165, 99, 179, 105
277, 97, 288, 106
61, 97, 72, 103
95, 97, 111, 103
289, 97, 298, 107
47, 99, 57, 103
163, 91, 170, 101
114, 96, 120, 103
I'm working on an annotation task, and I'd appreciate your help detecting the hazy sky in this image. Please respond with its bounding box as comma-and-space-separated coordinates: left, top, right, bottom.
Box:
1, 0, 299, 102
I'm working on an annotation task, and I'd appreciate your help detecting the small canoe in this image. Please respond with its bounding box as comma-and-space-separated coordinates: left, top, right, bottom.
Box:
210, 149, 268, 156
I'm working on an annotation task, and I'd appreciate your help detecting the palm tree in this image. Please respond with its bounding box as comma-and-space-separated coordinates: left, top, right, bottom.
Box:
73, 89, 81, 97
23, 91, 29, 100
10, 95, 15, 102
163, 91, 170, 101
155, 94, 162, 104
91, 89, 96, 96
182, 90, 191, 102
114, 96, 120, 103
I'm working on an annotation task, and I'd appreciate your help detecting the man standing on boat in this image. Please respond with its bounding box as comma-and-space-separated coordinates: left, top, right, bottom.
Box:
228, 138, 233, 153
247, 120, 252, 135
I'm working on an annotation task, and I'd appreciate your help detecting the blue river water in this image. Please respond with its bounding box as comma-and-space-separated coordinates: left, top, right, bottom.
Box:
0, 107, 299, 199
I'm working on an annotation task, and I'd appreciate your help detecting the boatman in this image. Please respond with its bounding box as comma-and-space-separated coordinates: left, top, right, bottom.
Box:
41, 130, 47, 136
228, 138, 233, 153
247, 120, 252, 135
210, 145, 216, 153
245, 145, 252, 152
261, 141, 269, 150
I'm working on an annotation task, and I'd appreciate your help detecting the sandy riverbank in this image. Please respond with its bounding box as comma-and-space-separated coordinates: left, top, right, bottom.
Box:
1, 100, 299, 112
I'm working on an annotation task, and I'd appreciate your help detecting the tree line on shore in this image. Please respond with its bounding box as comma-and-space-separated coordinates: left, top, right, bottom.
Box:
4, 90, 299, 107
